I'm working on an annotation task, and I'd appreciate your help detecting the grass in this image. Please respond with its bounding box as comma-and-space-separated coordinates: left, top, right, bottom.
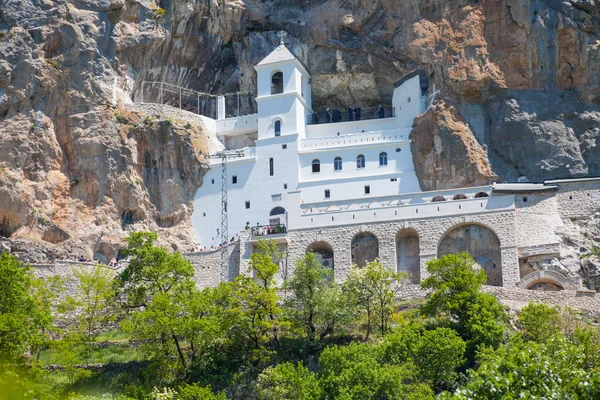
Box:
39, 343, 145, 366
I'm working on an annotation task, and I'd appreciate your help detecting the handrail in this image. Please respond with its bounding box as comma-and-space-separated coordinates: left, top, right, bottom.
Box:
307, 107, 395, 125
250, 224, 287, 237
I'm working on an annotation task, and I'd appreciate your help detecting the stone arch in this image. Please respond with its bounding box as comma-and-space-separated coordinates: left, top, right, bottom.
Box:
437, 223, 502, 286
368, 201, 383, 208
326, 205, 341, 212
517, 270, 580, 291
452, 193, 467, 200
409, 197, 424, 204
396, 228, 420, 284
306, 241, 334, 270
346, 203, 361, 211
432, 195, 446, 202
351, 231, 379, 268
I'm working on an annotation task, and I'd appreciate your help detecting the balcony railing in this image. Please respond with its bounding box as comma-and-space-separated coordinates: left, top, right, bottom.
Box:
251, 224, 287, 237
307, 107, 395, 125
271, 85, 284, 95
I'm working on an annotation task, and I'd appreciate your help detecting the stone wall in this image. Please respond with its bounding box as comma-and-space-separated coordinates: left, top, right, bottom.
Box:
513, 192, 564, 256
554, 181, 600, 220
284, 210, 519, 285
183, 240, 240, 289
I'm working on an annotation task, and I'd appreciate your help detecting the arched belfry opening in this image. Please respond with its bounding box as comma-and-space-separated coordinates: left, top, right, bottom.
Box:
396, 228, 420, 284
351, 232, 379, 268
437, 224, 502, 286
307, 241, 334, 270
271, 71, 283, 94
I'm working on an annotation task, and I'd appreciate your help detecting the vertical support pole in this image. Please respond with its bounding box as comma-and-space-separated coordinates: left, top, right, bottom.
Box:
141, 80, 145, 103
197, 92, 200, 115
217, 96, 226, 120
237, 92, 240, 117
179, 87, 182, 110
160, 82, 164, 104
220, 157, 229, 282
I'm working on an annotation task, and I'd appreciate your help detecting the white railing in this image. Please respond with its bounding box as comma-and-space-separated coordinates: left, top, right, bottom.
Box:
138, 81, 257, 120
299, 129, 409, 150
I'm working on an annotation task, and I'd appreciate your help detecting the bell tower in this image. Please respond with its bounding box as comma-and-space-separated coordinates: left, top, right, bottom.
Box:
254, 38, 312, 139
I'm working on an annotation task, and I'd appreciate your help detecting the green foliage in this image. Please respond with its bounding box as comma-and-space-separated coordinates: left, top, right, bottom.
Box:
421, 253, 505, 359
284, 252, 348, 341
152, 7, 166, 19
257, 362, 322, 400
343, 259, 404, 339
380, 324, 466, 391
0, 252, 54, 362
442, 336, 600, 399
318, 342, 434, 400
177, 383, 227, 400
63, 264, 116, 344
115, 232, 202, 372
518, 302, 561, 343
115, 112, 125, 124
166, 117, 173, 126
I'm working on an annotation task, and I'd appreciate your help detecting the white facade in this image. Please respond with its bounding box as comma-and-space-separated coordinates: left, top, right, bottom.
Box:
191, 44, 427, 248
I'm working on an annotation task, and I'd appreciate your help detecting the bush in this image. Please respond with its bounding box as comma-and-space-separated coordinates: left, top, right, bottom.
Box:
257, 362, 321, 400
518, 302, 560, 343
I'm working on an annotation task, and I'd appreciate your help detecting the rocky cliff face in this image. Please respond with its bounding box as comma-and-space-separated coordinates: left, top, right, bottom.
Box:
2, 0, 600, 258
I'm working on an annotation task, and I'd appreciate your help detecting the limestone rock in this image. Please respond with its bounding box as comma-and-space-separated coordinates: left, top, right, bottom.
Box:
410, 101, 493, 191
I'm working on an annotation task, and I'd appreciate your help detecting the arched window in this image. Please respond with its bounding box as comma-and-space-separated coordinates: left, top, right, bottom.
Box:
312, 159, 320, 173
452, 193, 467, 200
379, 152, 388, 166
474, 191, 489, 198
334, 157, 342, 171
270, 206, 286, 216
356, 154, 365, 169
274, 120, 281, 136
431, 195, 446, 202
269, 157, 274, 176
271, 72, 283, 94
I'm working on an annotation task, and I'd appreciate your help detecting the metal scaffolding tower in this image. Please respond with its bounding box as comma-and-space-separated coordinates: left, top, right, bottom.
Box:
206, 150, 244, 281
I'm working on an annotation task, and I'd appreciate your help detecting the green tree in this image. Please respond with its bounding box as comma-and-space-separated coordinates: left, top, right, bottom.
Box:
177, 383, 227, 400
421, 253, 505, 358
380, 324, 466, 391
229, 240, 285, 350
115, 232, 202, 372
318, 342, 434, 400
441, 336, 600, 399
343, 259, 403, 339
0, 252, 53, 362
518, 302, 560, 343
284, 252, 348, 341
63, 264, 115, 344
257, 362, 322, 400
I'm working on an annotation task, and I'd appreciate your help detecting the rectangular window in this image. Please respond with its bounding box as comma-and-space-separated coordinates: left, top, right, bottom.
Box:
272, 194, 282, 201
270, 158, 274, 176
324, 189, 330, 199
364, 185, 370, 194
245, 201, 250, 209
284, 183, 288, 189
282, 144, 287, 149
211, 179, 215, 184
232, 175, 237, 184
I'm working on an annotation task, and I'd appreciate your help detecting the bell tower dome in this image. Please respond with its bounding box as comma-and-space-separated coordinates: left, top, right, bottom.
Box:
254, 40, 312, 139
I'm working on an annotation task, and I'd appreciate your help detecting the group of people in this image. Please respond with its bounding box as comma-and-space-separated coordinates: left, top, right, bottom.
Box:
251, 224, 286, 236
310, 105, 386, 124
192, 235, 239, 253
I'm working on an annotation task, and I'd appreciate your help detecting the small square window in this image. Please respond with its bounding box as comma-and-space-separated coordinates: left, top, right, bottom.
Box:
245, 201, 250, 209
282, 144, 287, 149
272, 194, 282, 201
283, 183, 288, 189
390, 178, 397, 182
324, 189, 330, 199
364, 185, 370, 194
203, 212, 206, 217
232, 175, 237, 184
523, 197, 528, 202
211, 179, 215, 184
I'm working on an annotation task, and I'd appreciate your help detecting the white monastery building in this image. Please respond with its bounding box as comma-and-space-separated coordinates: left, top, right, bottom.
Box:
184, 41, 600, 294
